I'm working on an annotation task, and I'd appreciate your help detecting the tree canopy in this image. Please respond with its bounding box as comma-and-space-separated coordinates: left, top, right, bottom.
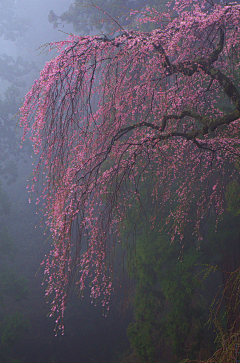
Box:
48, 0, 168, 34
20, 0, 240, 332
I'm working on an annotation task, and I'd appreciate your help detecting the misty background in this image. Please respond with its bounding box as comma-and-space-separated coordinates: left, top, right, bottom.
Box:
0, 1, 239, 363
0, 1, 131, 362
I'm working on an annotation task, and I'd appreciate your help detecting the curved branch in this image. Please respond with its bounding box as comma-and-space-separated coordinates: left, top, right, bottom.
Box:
154, 26, 225, 77
153, 26, 240, 130
205, 66, 240, 111
108, 107, 240, 155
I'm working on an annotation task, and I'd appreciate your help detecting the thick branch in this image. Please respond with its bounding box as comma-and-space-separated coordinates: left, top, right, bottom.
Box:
205, 66, 240, 111
154, 27, 224, 77
109, 107, 240, 154
208, 108, 240, 131
153, 26, 240, 128
160, 110, 208, 132
161, 108, 240, 132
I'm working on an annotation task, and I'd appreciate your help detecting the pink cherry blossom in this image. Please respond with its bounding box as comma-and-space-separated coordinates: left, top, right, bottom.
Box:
20, 0, 240, 332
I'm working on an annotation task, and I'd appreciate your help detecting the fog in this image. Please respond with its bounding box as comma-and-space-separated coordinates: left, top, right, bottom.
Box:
0, 1, 239, 363
0, 1, 130, 362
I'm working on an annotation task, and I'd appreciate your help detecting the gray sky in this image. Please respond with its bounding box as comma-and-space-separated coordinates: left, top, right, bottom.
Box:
0, 0, 74, 96
0, 0, 73, 59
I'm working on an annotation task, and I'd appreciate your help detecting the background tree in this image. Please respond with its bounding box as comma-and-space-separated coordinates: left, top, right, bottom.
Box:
0, 0, 36, 182
123, 200, 240, 363
118, 180, 220, 363
0, 0, 29, 41
48, 0, 168, 35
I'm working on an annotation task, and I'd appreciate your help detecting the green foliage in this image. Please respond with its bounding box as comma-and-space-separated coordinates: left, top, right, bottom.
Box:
126, 222, 214, 363
226, 180, 240, 216
206, 212, 240, 267
1, 313, 30, 347
0, 313, 30, 363
0, 270, 29, 304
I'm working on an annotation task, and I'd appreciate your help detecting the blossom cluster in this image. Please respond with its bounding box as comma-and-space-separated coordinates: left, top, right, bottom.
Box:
20, 0, 240, 331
